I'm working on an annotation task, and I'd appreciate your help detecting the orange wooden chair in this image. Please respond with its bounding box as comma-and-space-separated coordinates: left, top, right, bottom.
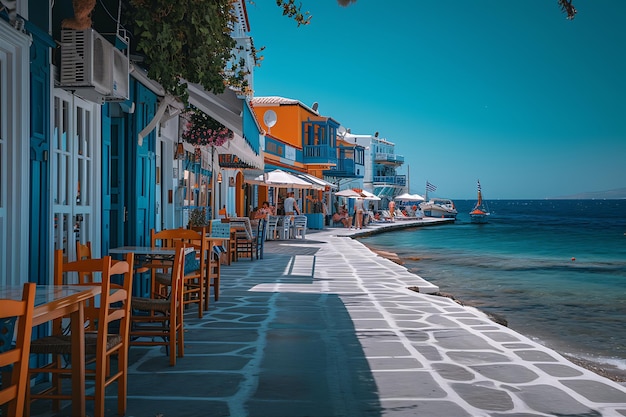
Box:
27, 251, 134, 417
146, 228, 207, 318
129, 242, 186, 366
0, 282, 36, 417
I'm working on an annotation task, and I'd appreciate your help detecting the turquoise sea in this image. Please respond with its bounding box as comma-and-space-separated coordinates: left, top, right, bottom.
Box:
359, 200, 626, 373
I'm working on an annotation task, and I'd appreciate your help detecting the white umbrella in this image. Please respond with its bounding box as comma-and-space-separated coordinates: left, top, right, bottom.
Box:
360, 189, 381, 201
251, 169, 323, 190
335, 189, 362, 198
395, 192, 425, 202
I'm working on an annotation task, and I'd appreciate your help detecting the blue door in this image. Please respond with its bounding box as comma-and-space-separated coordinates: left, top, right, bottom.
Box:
102, 106, 127, 253
29, 35, 52, 285
127, 81, 157, 297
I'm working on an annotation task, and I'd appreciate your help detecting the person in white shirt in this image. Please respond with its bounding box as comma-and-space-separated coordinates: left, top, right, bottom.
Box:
284, 192, 299, 215
354, 197, 365, 229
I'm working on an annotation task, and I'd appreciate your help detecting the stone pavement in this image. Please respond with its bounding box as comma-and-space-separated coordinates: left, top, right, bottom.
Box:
31, 219, 626, 416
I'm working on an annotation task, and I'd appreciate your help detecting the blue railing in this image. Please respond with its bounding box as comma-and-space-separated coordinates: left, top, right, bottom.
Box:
303, 145, 338, 165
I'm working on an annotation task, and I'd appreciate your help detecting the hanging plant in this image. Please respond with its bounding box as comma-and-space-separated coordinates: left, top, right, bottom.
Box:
182, 108, 233, 147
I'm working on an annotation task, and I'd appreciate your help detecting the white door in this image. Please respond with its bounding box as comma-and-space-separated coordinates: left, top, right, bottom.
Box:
50, 89, 101, 267
0, 22, 30, 286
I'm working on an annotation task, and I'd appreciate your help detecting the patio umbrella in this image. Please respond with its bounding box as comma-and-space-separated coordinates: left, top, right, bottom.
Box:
335, 189, 362, 198
359, 189, 381, 201
395, 192, 425, 202
250, 169, 323, 190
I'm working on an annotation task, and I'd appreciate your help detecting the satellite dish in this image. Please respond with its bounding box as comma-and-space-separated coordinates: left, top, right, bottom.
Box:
311, 102, 319, 112
337, 126, 347, 137
263, 110, 277, 128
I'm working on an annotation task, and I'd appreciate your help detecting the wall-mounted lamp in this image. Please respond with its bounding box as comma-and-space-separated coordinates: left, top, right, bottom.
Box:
217, 172, 223, 183
175, 141, 185, 160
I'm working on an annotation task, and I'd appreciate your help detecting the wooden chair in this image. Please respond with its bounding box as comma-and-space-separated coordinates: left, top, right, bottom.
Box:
230, 217, 257, 260
148, 228, 207, 318
0, 283, 36, 417
129, 242, 186, 366
28, 252, 134, 417
76, 240, 92, 260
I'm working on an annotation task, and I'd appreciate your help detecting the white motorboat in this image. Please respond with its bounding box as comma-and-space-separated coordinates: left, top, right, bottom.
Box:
420, 198, 458, 219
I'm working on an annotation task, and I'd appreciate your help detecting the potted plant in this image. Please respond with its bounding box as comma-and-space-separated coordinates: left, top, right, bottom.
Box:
188, 207, 210, 230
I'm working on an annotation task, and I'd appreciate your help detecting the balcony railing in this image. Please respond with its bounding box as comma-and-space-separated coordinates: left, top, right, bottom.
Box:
303, 145, 338, 166
373, 175, 406, 186
374, 153, 404, 164
323, 158, 363, 178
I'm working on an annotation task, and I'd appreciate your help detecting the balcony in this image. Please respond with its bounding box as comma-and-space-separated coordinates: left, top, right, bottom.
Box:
374, 153, 404, 165
303, 144, 338, 166
323, 158, 363, 179
373, 175, 406, 186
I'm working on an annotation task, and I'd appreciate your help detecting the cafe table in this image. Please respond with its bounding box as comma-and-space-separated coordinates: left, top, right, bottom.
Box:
0, 284, 101, 416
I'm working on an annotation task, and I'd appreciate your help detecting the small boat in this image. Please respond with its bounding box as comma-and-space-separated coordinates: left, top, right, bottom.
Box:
469, 180, 490, 223
420, 198, 458, 218
418, 182, 457, 219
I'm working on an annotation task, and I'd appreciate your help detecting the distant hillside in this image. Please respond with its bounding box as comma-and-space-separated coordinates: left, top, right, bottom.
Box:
552, 187, 626, 199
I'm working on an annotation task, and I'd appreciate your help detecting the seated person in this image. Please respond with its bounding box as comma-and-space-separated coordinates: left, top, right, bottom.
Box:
332, 208, 353, 228
256, 201, 274, 219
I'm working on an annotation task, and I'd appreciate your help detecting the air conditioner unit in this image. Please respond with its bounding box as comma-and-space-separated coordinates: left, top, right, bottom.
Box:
60, 29, 129, 104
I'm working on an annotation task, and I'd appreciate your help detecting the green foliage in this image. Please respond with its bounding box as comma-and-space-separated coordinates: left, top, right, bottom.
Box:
557, 0, 577, 19
188, 207, 210, 227
275, 0, 312, 26
126, 0, 242, 102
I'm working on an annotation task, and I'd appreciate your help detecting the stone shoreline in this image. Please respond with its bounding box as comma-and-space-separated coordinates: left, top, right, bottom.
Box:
366, 245, 626, 384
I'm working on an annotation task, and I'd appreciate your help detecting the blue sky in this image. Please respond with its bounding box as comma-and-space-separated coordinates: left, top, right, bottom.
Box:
247, 1, 626, 199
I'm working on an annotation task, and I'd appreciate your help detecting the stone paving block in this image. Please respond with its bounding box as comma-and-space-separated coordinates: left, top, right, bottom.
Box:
516, 384, 596, 415
434, 329, 498, 350
426, 315, 460, 327
502, 342, 535, 349
353, 319, 394, 330
374, 370, 447, 398
433, 363, 476, 381
182, 341, 247, 355
127, 399, 230, 417
394, 320, 431, 329
127, 372, 242, 397
514, 349, 560, 362
447, 350, 512, 365
184, 327, 260, 343
534, 363, 584, 377
378, 399, 473, 417
452, 382, 514, 411
561, 379, 626, 403
366, 356, 424, 370
470, 364, 540, 383
411, 344, 444, 361
359, 339, 413, 357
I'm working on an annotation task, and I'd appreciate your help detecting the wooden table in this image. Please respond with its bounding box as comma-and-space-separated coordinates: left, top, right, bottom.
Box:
109, 245, 187, 258
0, 284, 101, 417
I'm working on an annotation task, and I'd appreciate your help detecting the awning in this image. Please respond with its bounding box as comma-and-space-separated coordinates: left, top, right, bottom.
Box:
187, 83, 243, 136
216, 134, 263, 170
294, 173, 337, 190
245, 169, 324, 190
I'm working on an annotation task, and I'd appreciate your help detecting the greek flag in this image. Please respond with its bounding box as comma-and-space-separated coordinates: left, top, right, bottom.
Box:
477, 180, 481, 191
426, 181, 437, 192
